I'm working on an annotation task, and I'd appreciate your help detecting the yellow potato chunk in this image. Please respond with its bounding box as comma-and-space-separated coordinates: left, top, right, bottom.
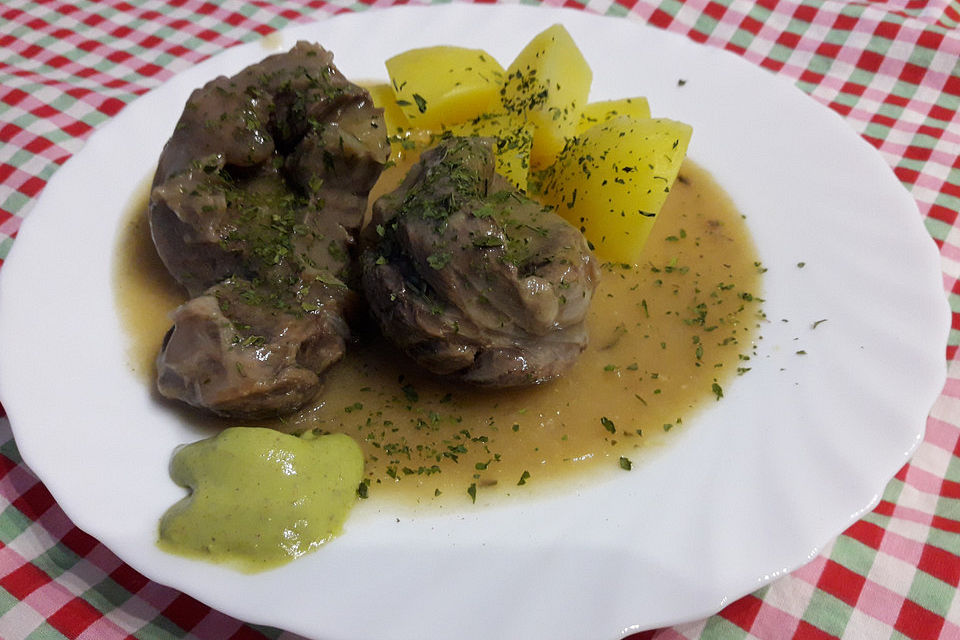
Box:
500, 24, 592, 170
385, 46, 505, 130
365, 82, 411, 136
365, 82, 417, 162
538, 115, 693, 264
448, 113, 535, 192
576, 97, 651, 134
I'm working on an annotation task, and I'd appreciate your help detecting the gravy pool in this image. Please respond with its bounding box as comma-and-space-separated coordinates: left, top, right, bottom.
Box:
115, 160, 763, 505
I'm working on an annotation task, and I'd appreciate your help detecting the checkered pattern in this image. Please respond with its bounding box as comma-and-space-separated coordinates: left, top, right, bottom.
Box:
0, 0, 957, 638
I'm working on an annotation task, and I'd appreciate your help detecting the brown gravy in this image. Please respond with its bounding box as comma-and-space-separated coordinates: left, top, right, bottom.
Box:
115, 161, 763, 505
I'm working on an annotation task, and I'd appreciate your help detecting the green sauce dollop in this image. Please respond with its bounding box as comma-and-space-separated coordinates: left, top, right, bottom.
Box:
158, 427, 364, 572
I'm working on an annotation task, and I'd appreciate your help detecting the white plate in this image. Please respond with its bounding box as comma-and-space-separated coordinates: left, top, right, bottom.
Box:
0, 5, 948, 639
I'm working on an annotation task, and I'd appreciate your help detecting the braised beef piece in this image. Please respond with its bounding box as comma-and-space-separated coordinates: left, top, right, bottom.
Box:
360, 136, 600, 387
156, 277, 352, 417
149, 41, 389, 417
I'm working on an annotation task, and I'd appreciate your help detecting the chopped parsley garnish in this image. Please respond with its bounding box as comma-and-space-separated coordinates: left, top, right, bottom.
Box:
711, 382, 724, 400
601, 416, 616, 434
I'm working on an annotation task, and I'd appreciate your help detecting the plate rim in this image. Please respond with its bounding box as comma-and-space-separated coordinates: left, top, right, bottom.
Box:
0, 4, 949, 638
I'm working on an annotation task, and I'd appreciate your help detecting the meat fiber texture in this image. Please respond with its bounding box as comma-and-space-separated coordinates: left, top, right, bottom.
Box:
360, 136, 600, 387
149, 41, 390, 418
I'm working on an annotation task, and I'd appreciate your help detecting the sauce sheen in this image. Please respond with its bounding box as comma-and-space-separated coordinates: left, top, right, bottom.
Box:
115, 160, 763, 506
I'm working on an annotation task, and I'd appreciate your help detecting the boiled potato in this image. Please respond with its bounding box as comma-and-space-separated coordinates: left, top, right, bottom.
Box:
385, 46, 504, 130
448, 113, 535, 192
538, 115, 692, 264
365, 82, 411, 136
576, 97, 650, 133
365, 82, 414, 162
500, 24, 591, 170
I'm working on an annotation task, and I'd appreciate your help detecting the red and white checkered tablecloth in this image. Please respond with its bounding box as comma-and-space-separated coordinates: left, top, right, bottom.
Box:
0, 1, 957, 638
